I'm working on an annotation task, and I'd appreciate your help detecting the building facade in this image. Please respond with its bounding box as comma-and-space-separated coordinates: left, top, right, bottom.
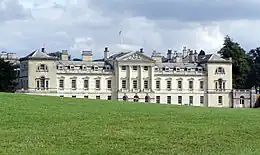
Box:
17, 47, 235, 107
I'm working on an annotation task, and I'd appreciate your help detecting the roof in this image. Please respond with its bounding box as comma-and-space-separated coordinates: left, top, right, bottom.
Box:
19, 49, 57, 61
198, 54, 231, 63
108, 52, 131, 60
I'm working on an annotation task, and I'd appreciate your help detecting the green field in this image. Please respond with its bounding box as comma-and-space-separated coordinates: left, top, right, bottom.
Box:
0, 93, 260, 155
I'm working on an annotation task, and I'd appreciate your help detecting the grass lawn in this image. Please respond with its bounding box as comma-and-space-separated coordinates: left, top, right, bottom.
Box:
0, 93, 260, 155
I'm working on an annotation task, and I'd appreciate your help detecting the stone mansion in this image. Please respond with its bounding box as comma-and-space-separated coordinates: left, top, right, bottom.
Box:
14, 46, 242, 107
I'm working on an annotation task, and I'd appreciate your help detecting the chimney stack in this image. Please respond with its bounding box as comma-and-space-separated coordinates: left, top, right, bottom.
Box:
104, 47, 109, 60
82, 50, 93, 61
167, 49, 172, 62
140, 48, 144, 53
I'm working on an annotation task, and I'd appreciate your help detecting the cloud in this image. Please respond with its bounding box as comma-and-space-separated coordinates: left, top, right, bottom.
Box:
0, 0, 259, 59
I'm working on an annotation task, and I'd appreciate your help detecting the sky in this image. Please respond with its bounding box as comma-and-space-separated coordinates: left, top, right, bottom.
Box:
1, 0, 260, 59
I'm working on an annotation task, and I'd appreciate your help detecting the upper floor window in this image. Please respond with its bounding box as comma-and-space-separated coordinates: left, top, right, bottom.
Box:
144, 66, 149, 71
121, 66, 126, 71
37, 64, 48, 72
133, 66, 138, 71
215, 67, 225, 74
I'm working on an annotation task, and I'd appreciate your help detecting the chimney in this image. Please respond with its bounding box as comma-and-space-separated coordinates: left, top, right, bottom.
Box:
82, 50, 93, 61
151, 50, 162, 63
167, 49, 172, 62
61, 50, 69, 61
140, 48, 144, 53
104, 47, 109, 60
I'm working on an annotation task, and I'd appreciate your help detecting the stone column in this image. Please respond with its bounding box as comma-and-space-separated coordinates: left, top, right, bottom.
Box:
139, 65, 143, 91
128, 65, 132, 91
150, 66, 154, 91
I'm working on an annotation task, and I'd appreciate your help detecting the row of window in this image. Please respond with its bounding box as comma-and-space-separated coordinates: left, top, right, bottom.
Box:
57, 65, 111, 71
121, 65, 203, 72
59, 79, 112, 90
121, 79, 204, 90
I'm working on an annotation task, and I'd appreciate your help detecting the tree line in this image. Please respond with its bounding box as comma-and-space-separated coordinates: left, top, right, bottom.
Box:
0, 35, 259, 92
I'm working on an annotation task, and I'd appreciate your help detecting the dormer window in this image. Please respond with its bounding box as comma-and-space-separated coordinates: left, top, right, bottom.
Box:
215, 67, 225, 74
165, 67, 169, 71
58, 65, 63, 70
154, 66, 158, 71
176, 67, 180, 72
94, 66, 98, 71
70, 65, 74, 70
37, 64, 48, 72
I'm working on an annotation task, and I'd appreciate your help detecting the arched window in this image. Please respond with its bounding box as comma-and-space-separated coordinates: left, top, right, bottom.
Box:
145, 96, 150, 102
240, 96, 245, 105
123, 95, 128, 101
215, 67, 225, 74
133, 95, 139, 102
37, 64, 48, 72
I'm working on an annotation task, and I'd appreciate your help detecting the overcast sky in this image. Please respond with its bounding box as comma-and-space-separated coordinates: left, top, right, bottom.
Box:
1, 0, 260, 59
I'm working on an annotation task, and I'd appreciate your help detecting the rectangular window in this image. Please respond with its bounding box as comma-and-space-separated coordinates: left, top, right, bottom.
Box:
167, 81, 171, 90
107, 80, 112, 89
133, 66, 138, 71
96, 96, 100, 99
178, 81, 182, 89
121, 66, 126, 70
200, 81, 204, 90
84, 95, 88, 98
156, 96, 160, 103
122, 80, 126, 89
223, 82, 226, 90
72, 79, 76, 89
156, 81, 160, 89
144, 66, 149, 71
36, 80, 40, 89
59, 79, 64, 89
167, 96, 171, 104
84, 80, 89, 89
46, 81, 49, 90
96, 79, 100, 89
200, 96, 204, 104
189, 96, 193, 105
72, 95, 76, 98
215, 82, 218, 90
107, 96, 112, 100
178, 96, 182, 104
189, 81, 193, 90
144, 80, 149, 89
133, 80, 138, 89
218, 96, 223, 105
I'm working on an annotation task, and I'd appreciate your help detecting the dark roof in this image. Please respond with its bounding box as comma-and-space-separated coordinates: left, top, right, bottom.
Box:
19, 50, 57, 61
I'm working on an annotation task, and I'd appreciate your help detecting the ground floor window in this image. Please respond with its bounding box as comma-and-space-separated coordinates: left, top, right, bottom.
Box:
123, 95, 128, 101
84, 96, 88, 98
133, 95, 139, 102
200, 96, 204, 105
96, 96, 100, 99
218, 96, 223, 105
156, 96, 160, 103
167, 96, 171, 104
108, 96, 112, 100
189, 96, 193, 105
145, 96, 150, 102
178, 96, 182, 104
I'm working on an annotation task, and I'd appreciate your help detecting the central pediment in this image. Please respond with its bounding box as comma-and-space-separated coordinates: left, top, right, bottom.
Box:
117, 51, 155, 62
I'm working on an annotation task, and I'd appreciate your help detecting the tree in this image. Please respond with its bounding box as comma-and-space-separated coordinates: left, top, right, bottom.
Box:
217, 35, 251, 89
0, 59, 18, 92
246, 47, 260, 89
198, 50, 205, 56
48, 51, 62, 60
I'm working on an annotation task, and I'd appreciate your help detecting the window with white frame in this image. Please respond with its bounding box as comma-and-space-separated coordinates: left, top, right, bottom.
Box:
133, 66, 138, 71
218, 96, 223, 105
167, 96, 171, 104
133, 80, 138, 89
71, 79, 76, 89
144, 66, 149, 71
156, 80, 160, 89
215, 67, 225, 74
144, 80, 149, 89
121, 66, 126, 71
167, 80, 171, 90
96, 79, 100, 89
107, 80, 112, 89
177, 80, 182, 89
200, 81, 204, 90
189, 96, 193, 105
84, 79, 89, 89
189, 80, 193, 90
122, 80, 126, 89
200, 96, 204, 104
156, 96, 160, 103
178, 96, 182, 104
